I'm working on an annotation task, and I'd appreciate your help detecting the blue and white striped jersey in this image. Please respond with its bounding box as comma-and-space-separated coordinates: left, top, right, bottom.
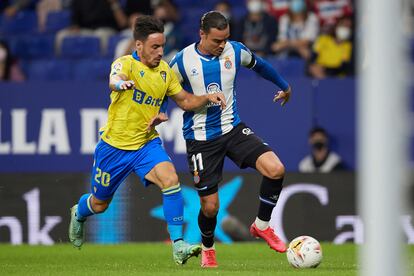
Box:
169, 41, 255, 141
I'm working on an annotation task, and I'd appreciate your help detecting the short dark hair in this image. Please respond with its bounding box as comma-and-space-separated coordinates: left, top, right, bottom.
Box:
309, 126, 327, 137
133, 15, 164, 41
200, 11, 228, 33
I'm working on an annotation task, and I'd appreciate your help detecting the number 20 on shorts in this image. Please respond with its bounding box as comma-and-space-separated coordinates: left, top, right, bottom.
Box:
94, 167, 111, 187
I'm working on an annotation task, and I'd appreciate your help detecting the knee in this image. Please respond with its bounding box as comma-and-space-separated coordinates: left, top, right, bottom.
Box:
201, 201, 219, 217
91, 201, 109, 214
160, 174, 179, 190
262, 162, 285, 179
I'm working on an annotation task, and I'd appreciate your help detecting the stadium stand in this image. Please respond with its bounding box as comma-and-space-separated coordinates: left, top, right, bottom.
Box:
44, 10, 71, 33
60, 36, 101, 59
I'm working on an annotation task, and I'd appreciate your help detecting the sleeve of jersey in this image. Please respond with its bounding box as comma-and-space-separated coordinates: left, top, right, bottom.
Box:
166, 67, 183, 97
236, 42, 289, 91
109, 57, 130, 78
249, 54, 289, 91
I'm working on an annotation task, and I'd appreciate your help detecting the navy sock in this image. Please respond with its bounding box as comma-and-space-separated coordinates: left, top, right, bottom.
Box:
198, 210, 217, 248
162, 184, 184, 242
258, 177, 283, 221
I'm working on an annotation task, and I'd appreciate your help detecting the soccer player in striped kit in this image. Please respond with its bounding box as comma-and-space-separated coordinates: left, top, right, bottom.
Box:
163, 11, 292, 268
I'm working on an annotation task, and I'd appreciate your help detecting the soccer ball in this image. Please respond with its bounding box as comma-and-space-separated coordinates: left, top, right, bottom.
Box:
286, 236, 322, 268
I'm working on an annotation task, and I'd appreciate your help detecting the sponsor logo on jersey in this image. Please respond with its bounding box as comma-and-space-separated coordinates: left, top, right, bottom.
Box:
206, 83, 222, 108
133, 89, 163, 106
113, 62, 122, 71
207, 82, 221, 93
190, 68, 199, 77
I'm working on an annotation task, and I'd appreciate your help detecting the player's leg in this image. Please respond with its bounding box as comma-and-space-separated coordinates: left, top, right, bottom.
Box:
249, 151, 286, 252
226, 123, 286, 252
69, 140, 132, 249
186, 138, 226, 268
134, 138, 201, 265
199, 192, 219, 268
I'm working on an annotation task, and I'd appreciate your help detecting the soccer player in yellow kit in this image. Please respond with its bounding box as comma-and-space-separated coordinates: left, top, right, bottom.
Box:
68, 15, 226, 265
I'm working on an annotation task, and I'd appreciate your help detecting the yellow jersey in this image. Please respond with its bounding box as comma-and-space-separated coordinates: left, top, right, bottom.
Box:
313, 35, 352, 69
100, 52, 182, 150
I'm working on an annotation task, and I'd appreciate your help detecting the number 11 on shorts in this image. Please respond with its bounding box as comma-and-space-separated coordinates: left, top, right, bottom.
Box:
191, 153, 204, 171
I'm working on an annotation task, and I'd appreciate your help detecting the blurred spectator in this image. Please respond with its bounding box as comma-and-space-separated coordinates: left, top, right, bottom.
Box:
240, 0, 278, 56
271, 0, 319, 59
402, 0, 414, 37
2, 0, 36, 18
55, 0, 129, 56
309, 0, 352, 29
265, 0, 291, 19
0, 41, 25, 82
115, 0, 181, 61
308, 16, 353, 79
36, 0, 62, 32
114, 0, 153, 58
214, 0, 238, 40
299, 126, 345, 173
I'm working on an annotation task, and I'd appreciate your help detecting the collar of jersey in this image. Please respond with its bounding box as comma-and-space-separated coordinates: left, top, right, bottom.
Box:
132, 51, 141, 61
194, 42, 217, 60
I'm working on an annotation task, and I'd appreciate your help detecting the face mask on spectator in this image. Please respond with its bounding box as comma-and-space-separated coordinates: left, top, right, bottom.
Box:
290, 0, 306, 13
0, 47, 6, 62
336, 26, 351, 41
247, 0, 263, 13
312, 141, 326, 151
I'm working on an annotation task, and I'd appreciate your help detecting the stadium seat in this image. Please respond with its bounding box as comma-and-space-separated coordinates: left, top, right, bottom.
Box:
61, 36, 101, 59
9, 35, 54, 59
26, 59, 73, 80
0, 11, 37, 35
174, 0, 196, 8
106, 34, 130, 58
72, 58, 113, 81
267, 57, 306, 77
45, 11, 71, 33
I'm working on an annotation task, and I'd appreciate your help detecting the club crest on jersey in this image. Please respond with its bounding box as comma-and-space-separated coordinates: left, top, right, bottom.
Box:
160, 71, 166, 82
140, 70, 145, 77
224, 57, 232, 70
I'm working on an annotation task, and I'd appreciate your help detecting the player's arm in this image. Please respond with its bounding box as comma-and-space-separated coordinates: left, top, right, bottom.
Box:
240, 43, 292, 106
170, 90, 226, 112
248, 55, 291, 106
109, 73, 135, 91
146, 97, 169, 132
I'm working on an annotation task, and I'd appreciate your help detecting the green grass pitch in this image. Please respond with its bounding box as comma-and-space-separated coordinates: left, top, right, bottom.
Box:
1, 243, 413, 275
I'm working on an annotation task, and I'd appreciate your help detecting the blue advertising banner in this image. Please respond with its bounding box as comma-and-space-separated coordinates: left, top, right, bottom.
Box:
0, 78, 356, 172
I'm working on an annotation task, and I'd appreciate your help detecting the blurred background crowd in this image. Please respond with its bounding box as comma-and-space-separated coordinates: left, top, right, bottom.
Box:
0, 0, 368, 82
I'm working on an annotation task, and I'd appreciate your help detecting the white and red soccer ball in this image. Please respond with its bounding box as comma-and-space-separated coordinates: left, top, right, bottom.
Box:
286, 236, 323, 268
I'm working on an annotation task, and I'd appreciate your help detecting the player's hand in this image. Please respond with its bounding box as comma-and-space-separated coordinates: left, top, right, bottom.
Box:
207, 93, 226, 110
273, 86, 291, 106
115, 80, 135, 91
146, 112, 169, 133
